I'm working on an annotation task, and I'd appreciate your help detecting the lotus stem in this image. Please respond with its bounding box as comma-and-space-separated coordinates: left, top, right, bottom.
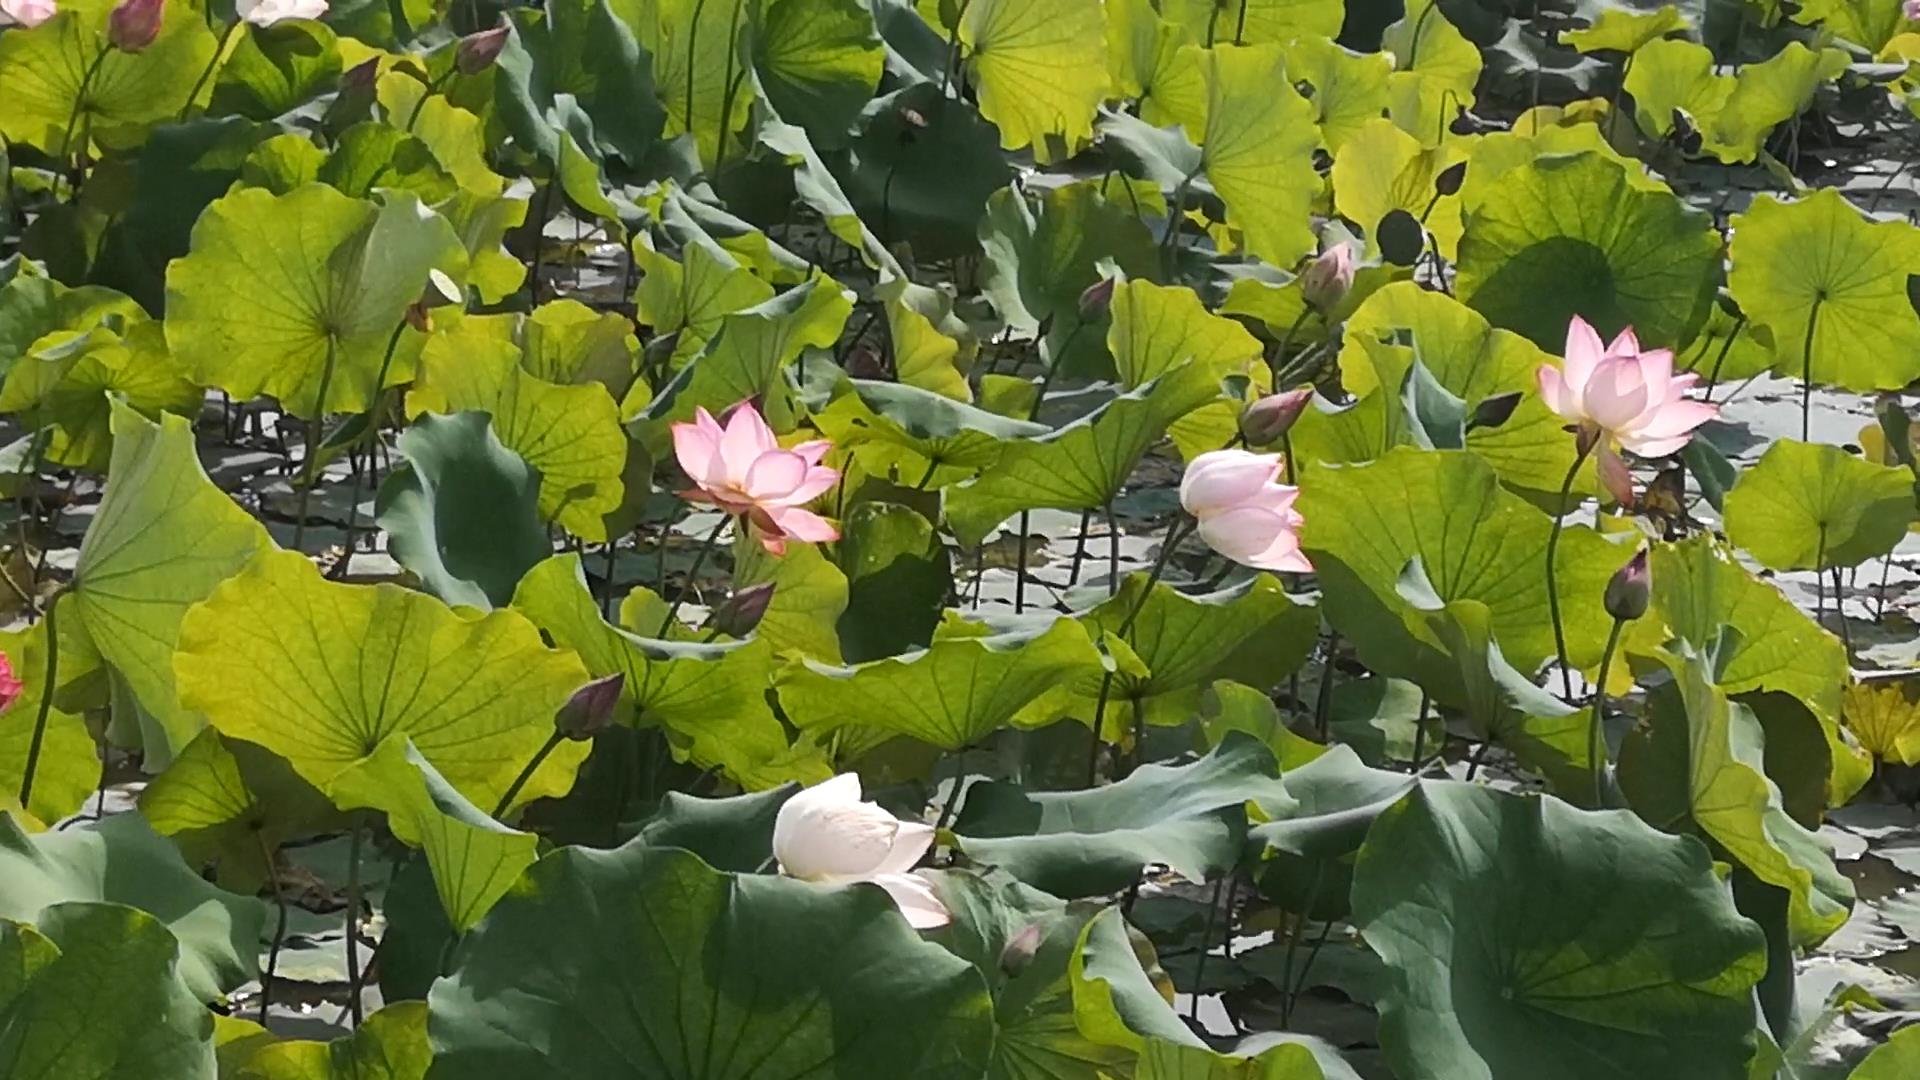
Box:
1105, 501, 1119, 594
1277, 863, 1326, 1028
1091, 517, 1193, 780
1409, 690, 1430, 774
1701, 314, 1745, 401
291, 336, 340, 554
657, 515, 730, 636
1801, 295, 1823, 442
494, 729, 566, 820
708, 0, 749, 178
1588, 617, 1625, 808
1313, 631, 1341, 739
1067, 508, 1092, 587
335, 323, 408, 567
1269, 308, 1312, 387
15, 591, 61, 812
180, 20, 243, 123
1188, 876, 1227, 1020
1831, 566, 1855, 659
937, 0, 975, 98
1014, 511, 1030, 613
345, 814, 366, 1027
254, 829, 288, 1024
1545, 441, 1594, 699
58, 48, 111, 184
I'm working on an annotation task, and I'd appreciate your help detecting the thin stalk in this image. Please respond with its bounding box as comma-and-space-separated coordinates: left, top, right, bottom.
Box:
709, 0, 750, 177
1814, 527, 1827, 627
1701, 314, 1745, 401
59, 48, 112, 176
1014, 511, 1030, 614
1832, 566, 1855, 659
1105, 502, 1119, 594
344, 816, 366, 1027
938, 0, 976, 98
1878, 556, 1894, 622
1129, 695, 1146, 777
1188, 876, 1227, 1020
1604, 55, 1633, 145
402, 69, 452, 131
933, 750, 967, 832
1027, 320, 1085, 423
1545, 440, 1595, 698
291, 337, 340, 554
14, 427, 49, 601
1312, 632, 1341, 739
1276, 864, 1326, 1028
1801, 295, 1823, 443
1588, 618, 1625, 808
1088, 518, 1192, 781
16, 592, 61, 811
1086, 669, 1115, 785
180, 21, 243, 122
1232, 0, 1250, 44
1269, 308, 1313, 386
528, 169, 561, 304
1409, 691, 1430, 774
657, 516, 729, 635
1067, 508, 1092, 587
493, 729, 566, 819
335, 324, 408, 562
254, 830, 287, 1024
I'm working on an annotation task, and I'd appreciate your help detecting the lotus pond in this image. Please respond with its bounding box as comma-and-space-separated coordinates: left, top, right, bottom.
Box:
15, 0, 1920, 1077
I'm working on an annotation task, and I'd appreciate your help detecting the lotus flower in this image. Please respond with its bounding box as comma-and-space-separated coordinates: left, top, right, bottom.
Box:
1537, 316, 1716, 503
671, 401, 839, 555
235, 0, 326, 26
1908, 0, 1920, 20
0, 0, 56, 27
772, 773, 950, 929
0, 653, 19, 712
1179, 449, 1311, 573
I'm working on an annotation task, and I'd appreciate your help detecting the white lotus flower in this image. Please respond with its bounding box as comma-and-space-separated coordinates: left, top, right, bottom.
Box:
235, 0, 327, 27
772, 773, 950, 929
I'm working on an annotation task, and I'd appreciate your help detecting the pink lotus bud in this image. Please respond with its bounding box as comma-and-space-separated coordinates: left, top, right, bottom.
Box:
1300, 243, 1355, 312
0, 651, 20, 713
708, 581, 775, 638
1240, 387, 1313, 445
107, 0, 162, 52
455, 25, 509, 75
1178, 449, 1311, 573
1604, 548, 1650, 622
1078, 276, 1116, 318
555, 672, 625, 740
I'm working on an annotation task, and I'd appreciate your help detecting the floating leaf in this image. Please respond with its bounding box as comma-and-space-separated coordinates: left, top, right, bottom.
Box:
427, 843, 995, 1077
1352, 783, 1767, 1080
175, 550, 592, 814
1723, 440, 1916, 571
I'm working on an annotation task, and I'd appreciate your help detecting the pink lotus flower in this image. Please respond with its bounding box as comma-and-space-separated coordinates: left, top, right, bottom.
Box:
0, 652, 21, 712
1179, 449, 1311, 573
0, 0, 56, 27
1908, 0, 1920, 20
671, 401, 839, 555
1538, 316, 1716, 504
773, 773, 950, 929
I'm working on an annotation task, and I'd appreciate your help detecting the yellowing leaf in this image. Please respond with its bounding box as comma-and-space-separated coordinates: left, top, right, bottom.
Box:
1181, 43, 1321, 269
1332, 116, 1468, 261
1844, 680, 1920, 764
1383, 0, 1480, 147
960, 0, 1109, 161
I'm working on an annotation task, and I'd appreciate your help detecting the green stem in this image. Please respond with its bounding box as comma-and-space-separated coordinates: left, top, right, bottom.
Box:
1233, 0, 1250, 44
15, 592, 61, 812
1588, 617, 1625, 808
291, 336, 340, 554
528, 169, 561, 304
657, 516, 729, 636
709, 0, 749, 177
179, 20, 242, 123
1801, 295, 1823, 443
493, 729, 566, 819
1088, 517, 1192, 779
336, 323, 409, 563
1188, 875, 1226, 1020
1276, 862, 1326, 1028
59, 48, 111, 179
1067, 508, 1092, 587
1028, 320, 1084, 422
1701, 314, 1745, 401
1545, 440, 1594, 698
403, 69, 451, 132
1014, 511, 1030, 614
1409, 690, 1430, 774
344, 815, 366, 1027
932, 748, 967, 832
1269, 308, 1313, 386
254, 829, 287, 1024
938, 0, 976, 98
1312, 631, 1341, 739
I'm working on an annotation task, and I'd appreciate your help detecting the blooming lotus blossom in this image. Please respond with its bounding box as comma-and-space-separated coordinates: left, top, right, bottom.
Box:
671, 400, 839, 555
235, 0, 326, 27
1179, 449, 1311, 573
1537, 316, 1716, 504
773, 773, 950, 929
0, 0, 56, 28
0, 653, 19, 712
1908, 0, 1920, 21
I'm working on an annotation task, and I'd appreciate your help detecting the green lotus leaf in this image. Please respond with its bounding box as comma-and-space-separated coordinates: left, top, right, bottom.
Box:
407, 323, 627, 541
375, 411, 551, 611
1134, 1038, 1336, 1080
775, 614, 1103, 756
957, 0, 1108, 161
0, 0, 218, 155
175, 549, 591, 814
1853, 1025, 1920, 1079
1300, 447, 1632, 680
980, 179, 1159, 379
1727, 188, 1920, 391
1108, 279, 1265, 460
0, 620, 98, 826
1619, 651, 1852, 946
521, 299, 640, 395
7, 321, 200, 472
1322, 281, 1588, 500
1159, 0, 1343, 45
1563, 4, 1689, 54
627, 0, 752, 167
945, 363, 1221, 547
1794, 0, 1908, 50
887, 291, 973, 401
814, 378, 1046, 490
138, 728, 332, 891
427, 843, 995, 1078
374, 73, 506, 197
512, 555, 823, 789
238, 132, 326, 193
1158, 43, 1320, 269
1351, 783, 1768, 1080
0, 267, 145, 377
837, 83, 1016, 260
165, 184, 467, 418
0, 811, 266, 1002
1621, 38, 1729, 139
837, 501, 955, 663
751, 0, 884, 148
956, 732, 1290, 898
494, 0, 664, 179
1331, 117, 1467, 262
626, 785, 796, 871
210, 21, 343, 122
1199, 680, 1332, 773
1382, 0, 1480, 147
632, 237, 776, 367
730, 529, 850, 662
224, 1001, 430, 1080
69, 402, 272, 763
1724, 440, 1916, 571
1286, 34, 1393, 153
1019, 574, 1319, 735
437, 191, 531, 306
1455, 151, 1720, 349
316, 122, 458, 203
653, 185, 814, 284
634, 278, 853, 456
1250, 744, 1415, 874
327, 738, 537, 934
0, 902, 217, 1078
1625, 40, 1847, 164
758, 118, 899, 274
1104, 0, 1176, 100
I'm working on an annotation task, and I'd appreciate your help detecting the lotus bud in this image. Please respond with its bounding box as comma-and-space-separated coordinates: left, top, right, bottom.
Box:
107, 0, 163, 52
341, 57, 379, 94
455, 24, 509, 75
999, 921, 1045, 976
1240, 387, 1313, 445
707, 581, 775, 638
1604, 549, 1650, 622
1467, 390, 1522, 432
1300, 243, 1354, 312
555, 672, 625, 740
1077, 276, 1116, 319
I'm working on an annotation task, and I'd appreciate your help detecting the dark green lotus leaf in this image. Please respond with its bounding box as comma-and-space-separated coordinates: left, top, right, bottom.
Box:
493, 0, 664, 179
209, 21, 344, 123
750, 0, 884, 149
376, 411, 552, 611
0, 811, 266, 1002
427, 842, 995, 1078
836, 501, 953, 663
953, 733, 1292, 897
835, 82, 1015, 260
0, 901, 218, 1078
1352, 782, 1768, 1080
626, 785, 799, 872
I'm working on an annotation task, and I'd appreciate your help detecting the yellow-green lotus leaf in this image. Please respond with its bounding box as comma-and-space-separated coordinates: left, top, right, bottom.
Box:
960, 0, 1109, 162
0, 0, 219, 155
1383, 0, 1480, 147
1332, 116, 1468, 261
1106, 279, 1264, 460
1563, 4, 1689, 54
1287, 33, 1393, 153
